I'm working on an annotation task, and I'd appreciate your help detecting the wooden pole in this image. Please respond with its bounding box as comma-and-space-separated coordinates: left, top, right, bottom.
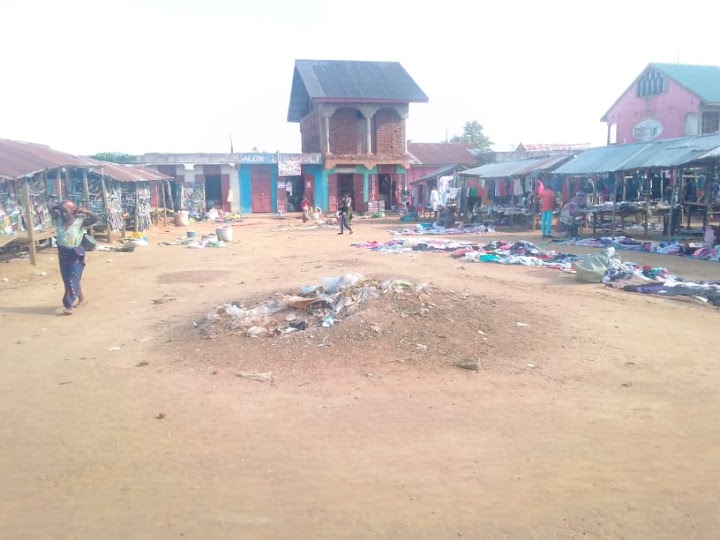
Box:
161, 179, 168, 227
20, 177, 37, 266
611, 172, 617, 240
165, 180, 175, 216
100, 174, 112, 244
134, 183, 139, 233
643, 171, 651, 238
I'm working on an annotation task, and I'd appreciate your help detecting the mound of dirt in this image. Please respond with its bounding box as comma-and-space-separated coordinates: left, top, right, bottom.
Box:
169, 275, 547, 379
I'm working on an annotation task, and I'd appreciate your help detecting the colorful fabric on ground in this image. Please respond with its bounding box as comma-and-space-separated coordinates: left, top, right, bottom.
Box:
389, 224, 495, 236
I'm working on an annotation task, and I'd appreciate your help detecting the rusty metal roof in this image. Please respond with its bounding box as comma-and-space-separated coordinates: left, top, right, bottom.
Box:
554, 133, 720, 175
0, 138, 92, 181
86, 159, 173, 182
459, 154, 573, 178
407, 143, 477, 166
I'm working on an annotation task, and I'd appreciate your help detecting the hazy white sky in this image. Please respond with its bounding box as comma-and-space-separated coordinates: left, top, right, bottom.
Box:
2, 0, 719, 155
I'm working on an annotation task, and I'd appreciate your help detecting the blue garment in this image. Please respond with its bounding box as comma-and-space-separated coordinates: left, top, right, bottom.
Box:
58, 245, 86, 309
541, 210, 553, 236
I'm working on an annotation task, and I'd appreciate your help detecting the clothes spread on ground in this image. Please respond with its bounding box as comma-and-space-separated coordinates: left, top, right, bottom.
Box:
559, 236, 720, 262
389, 223, 495, 236
352, 238, 720, 308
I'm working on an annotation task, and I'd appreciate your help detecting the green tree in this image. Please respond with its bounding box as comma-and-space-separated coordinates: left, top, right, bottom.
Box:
450, 121, 492, 150
91, 152, 136, 164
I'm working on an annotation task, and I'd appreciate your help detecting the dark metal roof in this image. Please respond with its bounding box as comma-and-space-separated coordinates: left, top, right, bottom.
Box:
554, 133, 720, 175
0, 138, 91, 181
288, 59, 428, 122
407, 143, 477, 166
459, 155, 572, 179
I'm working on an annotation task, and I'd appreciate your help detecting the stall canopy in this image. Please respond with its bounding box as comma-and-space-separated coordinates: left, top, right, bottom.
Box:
554, 133, 720, 175
417, 164, 467, 182
0, 138, 91, 181
458, 154, 572, 178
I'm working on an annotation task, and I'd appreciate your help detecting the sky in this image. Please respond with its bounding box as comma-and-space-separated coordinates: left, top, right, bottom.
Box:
2, 0, 719, 156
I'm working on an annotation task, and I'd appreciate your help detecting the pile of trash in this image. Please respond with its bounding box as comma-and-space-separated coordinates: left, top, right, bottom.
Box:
159, 232, 226, 249
200, 274, 427, 338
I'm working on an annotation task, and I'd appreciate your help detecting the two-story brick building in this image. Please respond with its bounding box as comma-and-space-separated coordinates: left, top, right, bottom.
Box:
603, 63, 720, 145
287, 59, 428, 212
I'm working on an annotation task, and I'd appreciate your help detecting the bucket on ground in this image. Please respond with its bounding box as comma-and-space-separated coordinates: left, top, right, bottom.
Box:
175, 211, 190, 227
216, 226, 233, 242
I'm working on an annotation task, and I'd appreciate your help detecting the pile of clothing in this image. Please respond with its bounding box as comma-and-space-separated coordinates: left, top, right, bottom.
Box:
559, 236, 720, 261
389, 223, 495, 236
353, 238, 475, 254
452, 240, 581, 272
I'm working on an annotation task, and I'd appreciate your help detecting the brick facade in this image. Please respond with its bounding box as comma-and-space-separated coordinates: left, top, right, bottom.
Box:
329, 108, 361, 154
301, 108, 322, 153
374, 108, 404, 154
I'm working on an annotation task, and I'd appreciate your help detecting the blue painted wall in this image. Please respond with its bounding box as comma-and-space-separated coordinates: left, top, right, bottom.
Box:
305, 164, 328, 212
271, 166, 278, 213
239, 165, 252, 214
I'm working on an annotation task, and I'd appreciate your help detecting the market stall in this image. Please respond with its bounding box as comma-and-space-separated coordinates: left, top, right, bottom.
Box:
554, 133, 720, 239
0, 138, 92, 264
458, 155, 572, 229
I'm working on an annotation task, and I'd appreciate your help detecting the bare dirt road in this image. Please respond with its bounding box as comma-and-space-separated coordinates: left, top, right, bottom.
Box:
1, 217, 719, 539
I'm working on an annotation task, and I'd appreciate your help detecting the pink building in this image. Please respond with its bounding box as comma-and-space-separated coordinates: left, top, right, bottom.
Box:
602, 63, 720, 144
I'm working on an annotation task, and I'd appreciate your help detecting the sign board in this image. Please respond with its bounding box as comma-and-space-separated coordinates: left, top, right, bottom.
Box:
334, 166, 357, 174
239, 153, 276, 164
632, 118, 663, 142
278, 155, 302, 176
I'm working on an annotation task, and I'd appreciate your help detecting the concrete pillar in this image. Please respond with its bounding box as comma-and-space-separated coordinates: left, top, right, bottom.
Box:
324, 116, 331, 154
358, 106, 381, 155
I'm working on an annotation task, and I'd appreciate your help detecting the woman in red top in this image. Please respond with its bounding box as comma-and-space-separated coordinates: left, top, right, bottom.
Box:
540, 187, 555, 238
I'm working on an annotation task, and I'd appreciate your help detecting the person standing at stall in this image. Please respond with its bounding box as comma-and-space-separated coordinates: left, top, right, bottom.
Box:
51, 200, 99, 315
540, 186, 556, 238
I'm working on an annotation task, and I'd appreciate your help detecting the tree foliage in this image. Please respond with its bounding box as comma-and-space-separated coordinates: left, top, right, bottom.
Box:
449, 121, 492, 150
91, 152, 135, 164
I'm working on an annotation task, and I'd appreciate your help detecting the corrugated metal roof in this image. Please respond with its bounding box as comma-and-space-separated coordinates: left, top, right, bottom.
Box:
652, 63, 720, 104
0, 138, 91, 181
459, 154, 572, 178
417, 164, 460, 182
288, 59, 428, 122
407, 143, 477, 166
87, 159, 173, 183
554, 133, 720, 175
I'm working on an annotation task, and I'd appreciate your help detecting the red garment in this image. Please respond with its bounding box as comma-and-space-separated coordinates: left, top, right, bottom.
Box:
540, 188, 556, 212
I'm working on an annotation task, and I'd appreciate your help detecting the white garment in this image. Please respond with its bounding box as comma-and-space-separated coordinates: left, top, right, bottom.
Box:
430, 189, 440, 210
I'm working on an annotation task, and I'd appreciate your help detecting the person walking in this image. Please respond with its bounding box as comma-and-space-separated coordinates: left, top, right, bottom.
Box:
300, 196, 309, 223
50, 200, 99, 315
539, 186, 556, 238
338, 195, 353, 235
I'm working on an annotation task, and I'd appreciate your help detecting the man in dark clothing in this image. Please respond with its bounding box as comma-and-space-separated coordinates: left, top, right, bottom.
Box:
338, 195, 353, 235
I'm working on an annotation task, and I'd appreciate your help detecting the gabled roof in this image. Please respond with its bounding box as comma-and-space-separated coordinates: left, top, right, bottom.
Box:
602, 62, 720, 121
652, 63, 720, 104
0, 138, 91, 181
407, 143, 477, 166
288, 59, 428, 122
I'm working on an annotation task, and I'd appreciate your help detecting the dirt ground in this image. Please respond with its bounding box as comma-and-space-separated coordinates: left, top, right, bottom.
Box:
1, 216, 719, 539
